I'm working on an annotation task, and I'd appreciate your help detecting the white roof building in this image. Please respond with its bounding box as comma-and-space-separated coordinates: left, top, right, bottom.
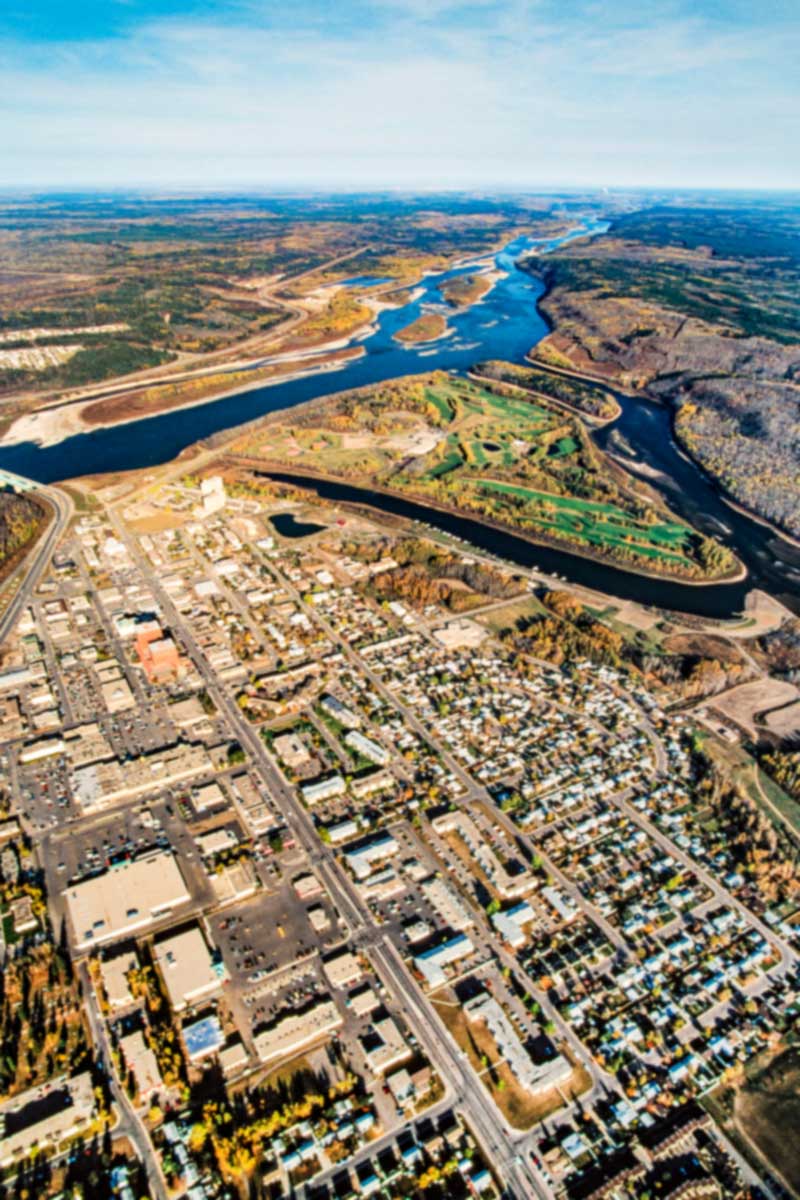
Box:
63, 852, 191, 951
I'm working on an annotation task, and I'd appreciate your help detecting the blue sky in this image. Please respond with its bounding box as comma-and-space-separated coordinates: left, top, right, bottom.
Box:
2, 0, 798, 190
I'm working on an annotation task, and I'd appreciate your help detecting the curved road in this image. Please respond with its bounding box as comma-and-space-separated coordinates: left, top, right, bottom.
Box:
0, 477, 74, 646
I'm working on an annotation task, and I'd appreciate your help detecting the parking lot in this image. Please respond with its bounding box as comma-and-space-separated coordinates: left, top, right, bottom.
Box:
15, 753, 78, 832
210, 883, 344, 988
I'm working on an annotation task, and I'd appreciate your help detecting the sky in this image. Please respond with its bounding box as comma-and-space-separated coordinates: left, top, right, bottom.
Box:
1, 0, 798, 191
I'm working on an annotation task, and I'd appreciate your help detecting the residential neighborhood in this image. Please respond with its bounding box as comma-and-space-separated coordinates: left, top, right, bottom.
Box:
0, 465, 797, 1200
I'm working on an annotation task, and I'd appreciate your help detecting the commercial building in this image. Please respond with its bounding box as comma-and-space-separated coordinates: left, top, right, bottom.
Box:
253, 999, 343, 1064
71, 741, 212, 810
100, 675, 136, 714
119, 1030, 163, 1102
183, 1015, 225, 1061
322, 950, 362, 991
0, 1073, 95, 1167
63, 852, 191, 951
136, 627, 182, 683
99, 951, 138, 1010
154, 925, 223, 1012
360, 1015, 410, 1075
18, 737, 65, 765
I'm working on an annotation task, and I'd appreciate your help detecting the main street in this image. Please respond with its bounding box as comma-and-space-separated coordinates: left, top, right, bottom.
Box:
108, 509, 555, 1199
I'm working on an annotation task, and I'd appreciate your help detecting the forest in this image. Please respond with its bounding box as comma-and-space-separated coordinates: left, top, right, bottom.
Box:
528, 200, 800, 540
0, 491, 45, 570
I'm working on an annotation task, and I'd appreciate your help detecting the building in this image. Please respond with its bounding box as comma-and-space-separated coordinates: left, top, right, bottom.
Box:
253, 999, 343, 1064
301, 774, 346, 806
99, 951, 138, 1010
195, 475, 226, 518
360, 1015, 410, 1076
344, 730, 390, 766
183, 1014, 225, 1061
63, 852, 191, 950
344, 833, 399, 880
0, 1073, 95, 1166
293, 872, 323, 900
154, 925, 223, 1012
421, 875, 475, 931
119, 1030, 163, 1102
414, 933, 475, 989
465, 994, 571, 1095
327, 817, 360, 844
320, 693, 361, 729
100, 675, 136, 714
432, 811, 534, 899
136, 627, 181, 683
218, 1039, 248, 1077
273, 731, 312, 770
71, 741, 212, 810
492, 900, 536, 949
322, 950, 362, 991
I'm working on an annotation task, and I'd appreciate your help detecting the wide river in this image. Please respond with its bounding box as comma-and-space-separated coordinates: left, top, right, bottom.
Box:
2, 220, 799, 619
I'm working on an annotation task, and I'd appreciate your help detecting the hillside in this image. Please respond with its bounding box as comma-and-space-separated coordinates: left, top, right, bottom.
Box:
524, 203, 800, 538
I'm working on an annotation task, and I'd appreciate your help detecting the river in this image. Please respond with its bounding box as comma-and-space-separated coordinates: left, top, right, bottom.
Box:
1, 218, 798, 619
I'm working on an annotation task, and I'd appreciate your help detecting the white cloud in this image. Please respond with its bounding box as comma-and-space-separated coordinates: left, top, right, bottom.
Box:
1, 0, 798, 189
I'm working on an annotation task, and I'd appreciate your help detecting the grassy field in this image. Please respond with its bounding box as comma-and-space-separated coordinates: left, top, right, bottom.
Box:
705, 1045, 800, 1196
432, 994, 590, 1130
240, 371, 736, 580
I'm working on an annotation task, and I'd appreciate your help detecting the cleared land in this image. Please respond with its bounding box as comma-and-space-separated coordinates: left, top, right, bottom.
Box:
706, 1046, 800, 1197
711, 678, 800, 739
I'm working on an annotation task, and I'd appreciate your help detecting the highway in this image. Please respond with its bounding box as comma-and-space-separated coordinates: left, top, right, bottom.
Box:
0, 477, 74, 646
109, 509, 554, 1199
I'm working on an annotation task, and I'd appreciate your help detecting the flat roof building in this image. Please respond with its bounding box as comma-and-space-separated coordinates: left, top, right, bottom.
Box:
154, 925, 223, 1012
120, 1030, 163, 1102
322, 950, 362, 991
414, 933, 475, 989
344, 833, 399, 880
0, 1073, 95, 1167
63, 852, 191, 951
360, 1015, 410, 1076
253, 999, 342, 1064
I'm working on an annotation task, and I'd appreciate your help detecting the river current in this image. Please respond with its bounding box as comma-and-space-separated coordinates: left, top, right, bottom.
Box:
2, 220, 798, 619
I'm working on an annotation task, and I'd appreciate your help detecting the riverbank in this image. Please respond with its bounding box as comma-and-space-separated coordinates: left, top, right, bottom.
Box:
0, 346, 367, 449
236, 459, 746, 589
